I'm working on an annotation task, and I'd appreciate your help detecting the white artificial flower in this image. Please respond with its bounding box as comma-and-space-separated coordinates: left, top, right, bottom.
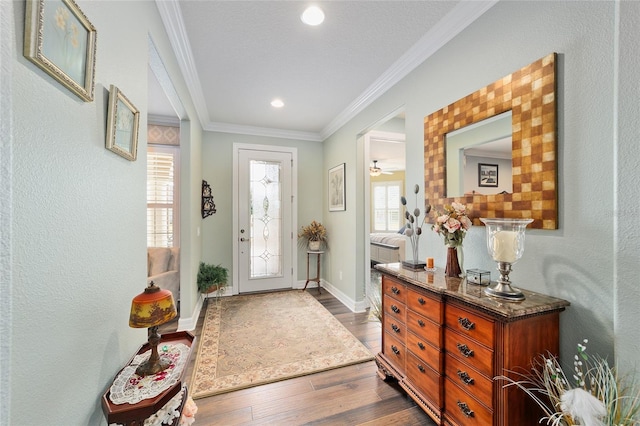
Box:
560, 388, 606, 426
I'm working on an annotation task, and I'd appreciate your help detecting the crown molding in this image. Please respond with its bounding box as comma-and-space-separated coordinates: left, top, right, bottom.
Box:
320, 0, 498, 140
148, 114, 181, 127
155, 0, 211, 129
205, 122, 322, 142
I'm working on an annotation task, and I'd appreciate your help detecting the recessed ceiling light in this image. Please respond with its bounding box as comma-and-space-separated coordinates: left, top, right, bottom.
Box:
271, 99, 284, 108
301, 6, 324, 26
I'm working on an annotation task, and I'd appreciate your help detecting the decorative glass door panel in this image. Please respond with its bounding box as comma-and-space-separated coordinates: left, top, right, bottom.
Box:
249, 160, 283, 278
238, 149, 293, 293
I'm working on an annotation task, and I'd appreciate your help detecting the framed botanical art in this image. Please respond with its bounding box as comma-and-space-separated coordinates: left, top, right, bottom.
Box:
106, 85, 139, 161
478, 163, 499, 187
328, 163, 346, 212
24, 0, 97, 102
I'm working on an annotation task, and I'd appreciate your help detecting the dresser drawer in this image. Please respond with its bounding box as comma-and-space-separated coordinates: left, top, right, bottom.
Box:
383, 331, 406, 373
445, 353, 493, 408
407, 310, 441, 347
384, 316, 406, 341
405, 352, 442, 407
444, 377, 493, 426
382, 277, 407, 304
445, 304, 494, 348
445, 330, 493, 378
406, 288, 441, 323
406, 331, 442, 373
384, 294, 406, 323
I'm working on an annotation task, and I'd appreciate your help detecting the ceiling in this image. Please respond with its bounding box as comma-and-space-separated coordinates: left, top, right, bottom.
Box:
149, 1, 497, 143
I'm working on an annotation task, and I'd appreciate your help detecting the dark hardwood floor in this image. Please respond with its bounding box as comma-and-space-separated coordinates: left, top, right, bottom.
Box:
161, 287, 436, 425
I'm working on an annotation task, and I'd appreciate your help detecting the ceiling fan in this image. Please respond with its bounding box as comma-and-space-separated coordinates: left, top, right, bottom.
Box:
370, 160, 393, 176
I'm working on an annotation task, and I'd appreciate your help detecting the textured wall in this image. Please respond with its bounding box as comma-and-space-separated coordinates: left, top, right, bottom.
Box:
615, 1, 640, 376
6, 1, 201, 424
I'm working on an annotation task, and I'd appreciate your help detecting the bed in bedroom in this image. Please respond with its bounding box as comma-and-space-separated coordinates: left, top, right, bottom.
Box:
370, 232, 406, 264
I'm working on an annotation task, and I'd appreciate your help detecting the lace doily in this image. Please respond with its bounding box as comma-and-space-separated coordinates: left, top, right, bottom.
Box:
110, 343, 189, 405
109, 386, 186, 426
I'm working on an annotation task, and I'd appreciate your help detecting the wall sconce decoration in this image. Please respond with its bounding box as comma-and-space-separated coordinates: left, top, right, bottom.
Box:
201, 180, 216, 218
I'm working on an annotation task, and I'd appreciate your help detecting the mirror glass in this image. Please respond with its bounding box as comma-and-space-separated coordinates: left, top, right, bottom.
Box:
424, 53, 557, 229
446, 111, 512, 197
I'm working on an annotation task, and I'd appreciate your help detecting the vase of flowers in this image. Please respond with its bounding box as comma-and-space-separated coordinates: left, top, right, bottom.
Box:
432, 202, 472, 277
400, 184, 431, 270
298, 220, 328, 250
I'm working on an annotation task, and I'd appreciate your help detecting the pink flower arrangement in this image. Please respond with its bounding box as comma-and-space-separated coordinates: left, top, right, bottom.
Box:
432, 202, 472, 247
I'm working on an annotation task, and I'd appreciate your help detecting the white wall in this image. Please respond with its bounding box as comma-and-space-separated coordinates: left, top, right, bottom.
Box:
4, 1, 202, 424
323, 0, 636, 370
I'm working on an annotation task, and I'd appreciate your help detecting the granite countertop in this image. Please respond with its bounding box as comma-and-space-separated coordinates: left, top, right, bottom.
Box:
375, 262, 570, 320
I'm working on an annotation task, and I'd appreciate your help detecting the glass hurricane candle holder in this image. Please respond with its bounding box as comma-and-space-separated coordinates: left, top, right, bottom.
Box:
480, 218, 533, 301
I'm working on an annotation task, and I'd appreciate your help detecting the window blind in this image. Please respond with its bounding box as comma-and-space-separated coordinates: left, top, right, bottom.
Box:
147, 146, 179, 247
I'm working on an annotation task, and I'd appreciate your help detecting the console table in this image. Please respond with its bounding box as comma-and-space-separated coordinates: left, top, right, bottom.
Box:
375, 263, 570, 426
101, 331, 196, 426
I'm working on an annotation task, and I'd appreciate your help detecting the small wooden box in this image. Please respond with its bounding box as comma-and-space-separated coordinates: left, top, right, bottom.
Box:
466, 269, 490, 286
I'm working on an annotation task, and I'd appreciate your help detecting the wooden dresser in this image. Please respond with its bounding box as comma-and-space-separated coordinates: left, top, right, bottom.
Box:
375, 263, 570, 426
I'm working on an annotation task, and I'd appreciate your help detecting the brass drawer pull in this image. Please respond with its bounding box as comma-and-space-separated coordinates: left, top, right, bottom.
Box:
417, 319, 425, 327
417, 364, 425, 373
391, 324, 401, 333
417, 342, 425, 350
456, 343, 474, 358
457, 401, 475, 418
457, 370, 475, 385
391, 286, 400, 295
391, 305, 400, 314
391, 345, 400, 355
418, 297, 426, 305
458, 317, 475, 331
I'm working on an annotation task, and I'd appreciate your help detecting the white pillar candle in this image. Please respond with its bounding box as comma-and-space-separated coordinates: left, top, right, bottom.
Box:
493, 230, 518, 263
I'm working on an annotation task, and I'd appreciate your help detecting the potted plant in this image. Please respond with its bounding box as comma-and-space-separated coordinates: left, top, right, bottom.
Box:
298, 220, 328, 250
197, 262, 229, 294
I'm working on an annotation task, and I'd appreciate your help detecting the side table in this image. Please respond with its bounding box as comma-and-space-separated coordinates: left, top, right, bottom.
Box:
101, 331, 196, 425
303, 250, 324, 293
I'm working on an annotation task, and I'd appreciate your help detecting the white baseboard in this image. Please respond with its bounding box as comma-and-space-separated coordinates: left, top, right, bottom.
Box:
177, 295, 203, 332
298, 279, 369, 313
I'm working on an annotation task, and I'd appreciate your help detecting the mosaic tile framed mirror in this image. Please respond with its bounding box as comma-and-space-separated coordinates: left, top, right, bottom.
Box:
424, 53, 558, 229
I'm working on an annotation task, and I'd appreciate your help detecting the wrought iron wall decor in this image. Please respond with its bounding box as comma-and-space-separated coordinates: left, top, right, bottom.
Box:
201, 180, 216, 218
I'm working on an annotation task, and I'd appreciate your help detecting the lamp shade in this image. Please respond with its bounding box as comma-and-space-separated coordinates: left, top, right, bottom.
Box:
129, 281, 177, 328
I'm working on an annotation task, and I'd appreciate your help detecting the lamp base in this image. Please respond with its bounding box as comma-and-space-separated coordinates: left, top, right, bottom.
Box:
135, 356, 171, 377
484, 282, 525, 301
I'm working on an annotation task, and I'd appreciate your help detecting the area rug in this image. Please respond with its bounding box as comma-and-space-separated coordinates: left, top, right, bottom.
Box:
190, 290, 374, 399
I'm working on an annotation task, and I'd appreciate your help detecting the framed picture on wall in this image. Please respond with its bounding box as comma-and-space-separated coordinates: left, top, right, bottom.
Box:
106, 85, 139, 161
328, 163, 346, 211
478, 163, 499, 187
24, 0, 97, 102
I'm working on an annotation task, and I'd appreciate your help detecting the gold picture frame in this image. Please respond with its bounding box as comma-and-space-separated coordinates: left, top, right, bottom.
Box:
106, 85, 139, 161
24, 0, 97, 102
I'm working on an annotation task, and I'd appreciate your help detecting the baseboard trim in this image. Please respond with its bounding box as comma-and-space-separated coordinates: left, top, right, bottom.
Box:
177, 295, 203, 331
298, 279, 369, 313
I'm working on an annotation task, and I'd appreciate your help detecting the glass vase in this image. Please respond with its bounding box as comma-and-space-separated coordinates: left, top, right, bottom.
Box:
445, 245, 462, 277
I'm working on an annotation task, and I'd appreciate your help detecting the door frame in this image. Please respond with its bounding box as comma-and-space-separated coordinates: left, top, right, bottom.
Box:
232, 143, 298, 295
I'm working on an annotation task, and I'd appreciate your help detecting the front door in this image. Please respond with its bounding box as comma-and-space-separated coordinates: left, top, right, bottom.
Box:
237, 148, 294, 293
